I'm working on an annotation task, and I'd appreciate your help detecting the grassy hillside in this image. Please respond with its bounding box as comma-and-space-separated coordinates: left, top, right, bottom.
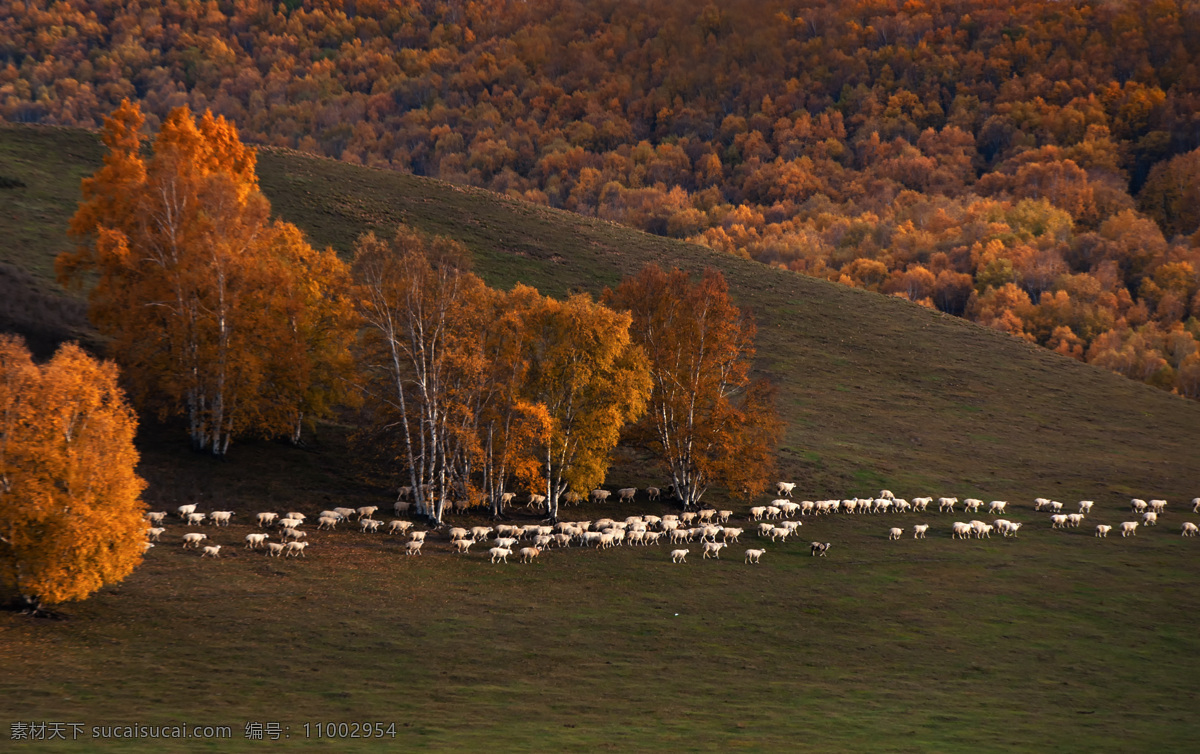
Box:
1, 125, 1199, 751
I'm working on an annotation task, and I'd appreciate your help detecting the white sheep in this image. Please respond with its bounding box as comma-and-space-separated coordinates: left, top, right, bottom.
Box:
186, 512, 206, 526
245, 533, 269, 549
177, 504, 197, 518
201, 544, 222, 558
267, 542, 286, 557
316, 516, 339, 530
616, 488, 637, 503
1149, 499, 1167, 513
452, 539, 474, 554
146, 511, 167, 525
670, 548, 688, 563
1119, 521, 1138, 537
878, 489, 895, 500
1067, 513, 1085, 528
749, 506, 767, 520
776, 481, 796, 497
519, 546, 541, 563
385, 520, 411, 535
938, 497, 957, 512
1050, 514, 1069, 529
209, 511, 233, 526
1180, 522, 1198, 537
1131, 499, 1148, 513
744, 548, 765, 564
963, 498, 983, 513
409, 530, 428, 543
489, 546, 511, 563
768, 527, 791, 542
1193, 498, 1200, 513
987, 500, 1007, 515
182, 532, 207, 548
888, 527, 903, 540
147, 527, 165, 542
277, 517, 302, 530
333, 506, 356, 520
590, 489, 611, 504
1033, 498, 1052, 511
405, 540, 424, 556
393, 500, 411, 516
256, 512, 279, 527
282, 528, 307, 541
360, 518, 382, 532
646, 487, 661, 501
702, 542, 727, 559
1077, 500, 1094, 514
285, 511, 307, 522
142, 541, 154, 552
285, 541, 308, 557
356, 505, 379, 520
913, 524, 929, 539
1142, 511, 1158, 526
1048, 501, 1064, 513
912, 497, 931, 512
723, 527, 744, 543
1094, 524, 1112, 538
810, 541, 831, 557
951, 522, 973, 539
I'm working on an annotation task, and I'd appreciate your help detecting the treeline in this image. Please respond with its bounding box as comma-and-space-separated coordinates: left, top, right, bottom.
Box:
5, 0, 1200, 395
62, 103, 779, 521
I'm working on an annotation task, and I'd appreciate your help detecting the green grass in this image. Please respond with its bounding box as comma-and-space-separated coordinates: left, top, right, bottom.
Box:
2, 125, 1200, 751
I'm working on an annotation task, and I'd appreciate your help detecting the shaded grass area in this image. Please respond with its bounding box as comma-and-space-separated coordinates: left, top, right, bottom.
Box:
1, 125, 1200, 750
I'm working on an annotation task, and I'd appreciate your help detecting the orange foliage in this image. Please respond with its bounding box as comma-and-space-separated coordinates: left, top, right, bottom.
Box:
0, 336, 146, 610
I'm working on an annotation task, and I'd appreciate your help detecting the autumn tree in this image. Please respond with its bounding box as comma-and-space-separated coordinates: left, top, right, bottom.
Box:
605, 265, 781, 510
352, 228, 488, 523
59, 101, 355, 455
0, 336, 146, 614
523, 291, 652, 521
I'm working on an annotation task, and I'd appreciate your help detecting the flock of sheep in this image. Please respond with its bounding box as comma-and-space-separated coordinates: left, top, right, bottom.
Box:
142, 483, 1200, 566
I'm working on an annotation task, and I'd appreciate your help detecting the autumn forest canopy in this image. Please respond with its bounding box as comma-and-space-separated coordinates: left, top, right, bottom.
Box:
5, 0, 1200, 398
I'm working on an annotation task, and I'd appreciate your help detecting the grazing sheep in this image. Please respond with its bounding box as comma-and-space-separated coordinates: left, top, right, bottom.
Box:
360, 519, 382, 532
988, 501, 1007, 515
147, 527, 165, 542
316, 516, 339, 530
1049, 500, 1064, 513
405, 540, 424, 556
282, 528, 306, 541
1193, 498, 1200, 513
1142, 511, 1158, 526
245, 533, 269, 549
1119, 521, 1139, 537
913, 524, 929, 539
357, 506, 379, 520
810, 541, 831, 557
256, 512, 279, 527
182, 532, 207, 548
702, 542, 727, 559
177, 504, 197, 518
146, 511, 167, 525
1033, 498, 1052, 511
879, 489, 895, 500
1078, 501, 1094, 514
1131, 499, 1148, 513
519, 547, 541, 563
888, 527, 903, 540
1067, 513, 1085, 528
209, 511, 233, 526
489, 546, 511, 563
938, 497, 957, 512
1095, 524, 1112, 538
452, 539, 474, 554
952, 522, 974, 539
671, 549, 688, 563
284, 541, 308, 557
590, 489, 611, 504
1050, 514, 1069, 529
1180, 522, 1198, 537
186, 512, 206, 526
776, 481, 796, 497
267, 542, 286, 557
201, 545, 222, 558
744, 548, 765, 564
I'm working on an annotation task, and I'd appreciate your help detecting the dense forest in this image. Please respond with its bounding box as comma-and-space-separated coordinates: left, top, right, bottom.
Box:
4, 0, 1200, 396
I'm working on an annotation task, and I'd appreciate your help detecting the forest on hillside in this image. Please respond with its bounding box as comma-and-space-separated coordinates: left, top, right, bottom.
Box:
4, 0, 1200, 396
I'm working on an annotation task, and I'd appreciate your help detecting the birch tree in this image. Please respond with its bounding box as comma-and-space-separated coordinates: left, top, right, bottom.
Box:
605, 265, 780, 509
59, 100, 354, 455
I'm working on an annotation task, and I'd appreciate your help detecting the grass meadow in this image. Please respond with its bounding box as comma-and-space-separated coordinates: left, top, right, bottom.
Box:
0, 125, 1198, 751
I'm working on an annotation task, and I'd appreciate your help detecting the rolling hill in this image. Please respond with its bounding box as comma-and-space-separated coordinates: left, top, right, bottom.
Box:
1, 125, 1198, 751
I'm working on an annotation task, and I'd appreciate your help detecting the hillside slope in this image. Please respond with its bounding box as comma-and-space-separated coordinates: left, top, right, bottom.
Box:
3, 124, 1196, 504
